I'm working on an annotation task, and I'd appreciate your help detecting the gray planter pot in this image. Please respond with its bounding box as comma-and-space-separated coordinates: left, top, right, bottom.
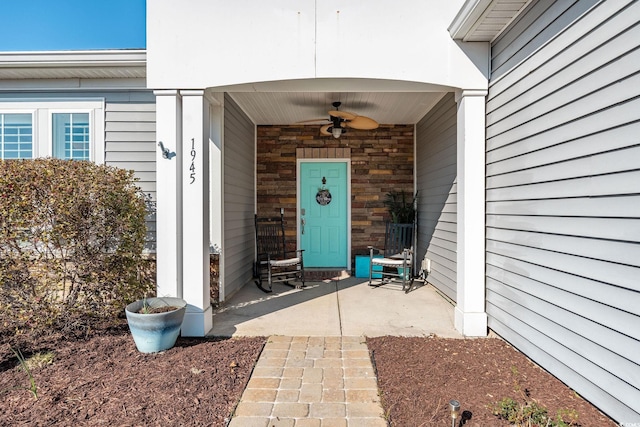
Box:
125, 297, 187, 353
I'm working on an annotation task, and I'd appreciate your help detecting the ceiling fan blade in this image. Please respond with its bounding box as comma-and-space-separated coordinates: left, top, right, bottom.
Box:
296, 118, 330, 124
320, 124, 332, 136
328, 110, 357, 120
346, 115, 379, 130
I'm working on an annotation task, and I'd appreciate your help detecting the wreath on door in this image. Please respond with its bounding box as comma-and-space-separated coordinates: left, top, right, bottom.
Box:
316, 189, 332, 206
316, 176, 332, 206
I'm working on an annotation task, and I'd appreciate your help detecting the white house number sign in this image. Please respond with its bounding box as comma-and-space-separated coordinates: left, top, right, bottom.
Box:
189, 138, 196, 184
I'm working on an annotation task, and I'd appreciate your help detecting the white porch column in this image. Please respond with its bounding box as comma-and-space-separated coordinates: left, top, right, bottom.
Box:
154, 90, 182, 298
180, 90, 212, 336
455, 89, 488, 337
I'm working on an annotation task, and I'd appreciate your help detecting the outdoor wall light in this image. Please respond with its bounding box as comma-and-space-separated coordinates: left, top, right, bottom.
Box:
449, 399, 461, 427
157, 141, 175, 160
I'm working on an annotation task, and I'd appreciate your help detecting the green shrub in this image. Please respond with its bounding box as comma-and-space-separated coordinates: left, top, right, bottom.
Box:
0, 158, 154, 337
490, 367, 579, 427
491, 396, 579, 427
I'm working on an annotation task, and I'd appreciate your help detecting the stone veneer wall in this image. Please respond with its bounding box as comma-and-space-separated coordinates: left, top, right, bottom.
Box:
256, 124, 414, 261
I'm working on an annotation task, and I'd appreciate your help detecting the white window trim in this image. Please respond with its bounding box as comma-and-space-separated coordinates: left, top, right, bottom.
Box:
0, 98, 105, 163
0, 108, 37, 159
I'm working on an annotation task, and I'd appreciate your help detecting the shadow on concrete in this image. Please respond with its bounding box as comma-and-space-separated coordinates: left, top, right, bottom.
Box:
209, 275, 462, 338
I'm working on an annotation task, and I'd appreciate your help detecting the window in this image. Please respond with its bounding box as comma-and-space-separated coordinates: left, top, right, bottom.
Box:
0, 99, 104, 163
0, 113, 33, 159
52, 113, 90, 160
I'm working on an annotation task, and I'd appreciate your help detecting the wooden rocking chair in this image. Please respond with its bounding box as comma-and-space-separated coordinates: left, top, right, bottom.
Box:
368, 222, 415, 293
254, 213, 305, 293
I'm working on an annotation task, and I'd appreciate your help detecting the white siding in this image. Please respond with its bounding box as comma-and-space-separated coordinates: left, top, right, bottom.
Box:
223, 94, 256, 298
487, 0, 640, 422
416, 93, 457, 300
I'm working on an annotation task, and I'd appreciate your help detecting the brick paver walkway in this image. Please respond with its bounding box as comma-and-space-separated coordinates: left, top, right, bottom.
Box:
228, 336, 387, 427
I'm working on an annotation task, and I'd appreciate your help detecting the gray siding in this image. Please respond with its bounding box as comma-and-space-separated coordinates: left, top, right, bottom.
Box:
487, 0, 640, 422
104, 93, 157, 251
103, 92, 157, 196
223, 94, 256, 298
416, 93, 457, 301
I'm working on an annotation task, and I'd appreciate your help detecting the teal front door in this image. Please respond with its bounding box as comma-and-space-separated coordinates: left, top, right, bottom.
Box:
300, 161, 348, 268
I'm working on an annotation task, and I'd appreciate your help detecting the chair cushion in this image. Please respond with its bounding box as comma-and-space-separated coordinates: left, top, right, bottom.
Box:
371, 257, 407, 267
269, 257, 301, 267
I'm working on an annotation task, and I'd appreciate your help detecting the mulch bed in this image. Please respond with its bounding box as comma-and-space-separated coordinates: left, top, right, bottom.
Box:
0, 330, 617, 426
0, 330, 265, 427
367, 336, 617, 427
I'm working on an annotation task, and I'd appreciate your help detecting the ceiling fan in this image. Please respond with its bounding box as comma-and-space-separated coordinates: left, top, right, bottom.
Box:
299, 101, 379, 138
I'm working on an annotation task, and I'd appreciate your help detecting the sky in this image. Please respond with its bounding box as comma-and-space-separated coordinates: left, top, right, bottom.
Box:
0, 0, 146, 51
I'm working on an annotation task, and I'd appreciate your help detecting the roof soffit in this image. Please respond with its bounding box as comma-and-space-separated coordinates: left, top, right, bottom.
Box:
449, 0, 533, 42
0, 50, 147, 80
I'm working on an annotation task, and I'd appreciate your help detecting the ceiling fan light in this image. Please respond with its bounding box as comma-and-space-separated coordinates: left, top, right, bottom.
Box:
331, 127, 342, 138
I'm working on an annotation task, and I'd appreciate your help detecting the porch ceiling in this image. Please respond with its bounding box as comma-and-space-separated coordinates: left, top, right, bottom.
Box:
228, 91, 446, 126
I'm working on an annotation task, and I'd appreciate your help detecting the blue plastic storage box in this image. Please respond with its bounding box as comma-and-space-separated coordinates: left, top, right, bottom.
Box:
355, 255, 383, 278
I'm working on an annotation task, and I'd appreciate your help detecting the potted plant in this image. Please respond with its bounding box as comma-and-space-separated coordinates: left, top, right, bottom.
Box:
383, 190, 417, 278
383, 190, 417, 224
125, 297, 187, 353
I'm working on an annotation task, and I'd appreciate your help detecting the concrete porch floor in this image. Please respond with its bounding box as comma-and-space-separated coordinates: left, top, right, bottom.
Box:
209, 275, 462, 338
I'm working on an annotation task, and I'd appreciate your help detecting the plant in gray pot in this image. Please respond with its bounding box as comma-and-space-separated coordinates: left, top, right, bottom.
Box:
125, 297, 187, 353
383, 190, 417, 279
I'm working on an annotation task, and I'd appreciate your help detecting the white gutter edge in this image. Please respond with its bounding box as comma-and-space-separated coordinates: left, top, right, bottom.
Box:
0, 49, 147, 68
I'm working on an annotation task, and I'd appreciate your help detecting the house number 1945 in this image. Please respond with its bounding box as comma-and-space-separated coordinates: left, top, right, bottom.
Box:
189, 138, 196, 184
